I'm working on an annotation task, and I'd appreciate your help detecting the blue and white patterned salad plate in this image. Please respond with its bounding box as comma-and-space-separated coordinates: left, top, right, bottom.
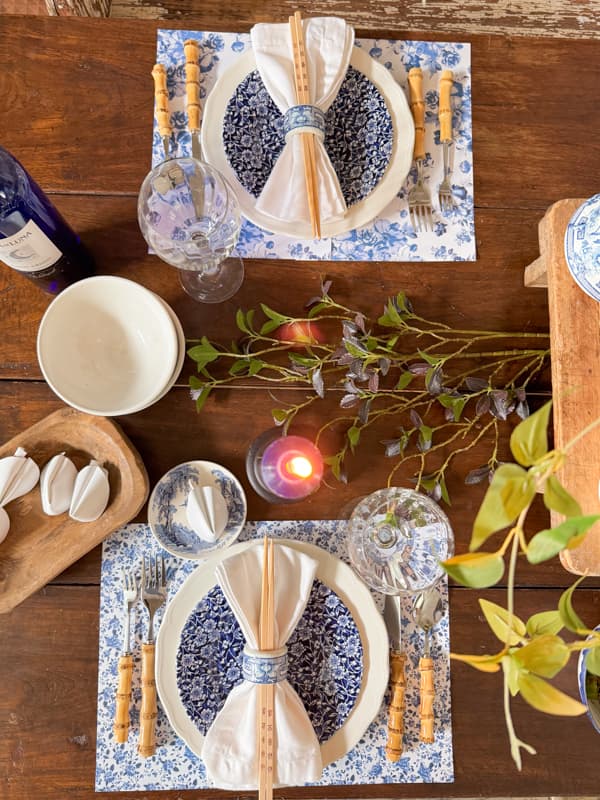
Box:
201, 47, 414, 239
155, 538, 389, 769
148, 460, 247, 558
564, 194, 600, 302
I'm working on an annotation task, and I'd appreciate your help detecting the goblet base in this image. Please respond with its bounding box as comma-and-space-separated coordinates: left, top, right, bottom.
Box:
177, 256, 244, 304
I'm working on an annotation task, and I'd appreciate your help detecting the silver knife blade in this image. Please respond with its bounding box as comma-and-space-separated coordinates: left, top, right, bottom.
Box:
383, 593, 403, 653
191, 132, 202, 161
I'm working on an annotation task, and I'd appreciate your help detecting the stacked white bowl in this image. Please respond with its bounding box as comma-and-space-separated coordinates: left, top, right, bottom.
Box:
37, 276, 185, 416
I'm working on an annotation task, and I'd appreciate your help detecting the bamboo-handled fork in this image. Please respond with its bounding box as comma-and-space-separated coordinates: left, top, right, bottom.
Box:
113, 570, 137, 743
407, 67, 433, 232
184, 38, 203, 160
138, 555, 167, 758
438, 69, 455, 213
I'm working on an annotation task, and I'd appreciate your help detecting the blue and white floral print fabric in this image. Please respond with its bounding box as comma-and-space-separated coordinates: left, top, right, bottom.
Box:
154, 29, 475, 261
202, 542, 323, 788
250, 18, 354, 229
95, 521, 454, 791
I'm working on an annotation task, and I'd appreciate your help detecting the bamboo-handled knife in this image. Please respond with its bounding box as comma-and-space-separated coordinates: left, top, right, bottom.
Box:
383, 593, 407, 761
184, 38, 202, 160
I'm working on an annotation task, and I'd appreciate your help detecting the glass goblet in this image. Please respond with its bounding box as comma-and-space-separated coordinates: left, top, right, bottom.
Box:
347, 487, 454, 595
138, 157, 244, 304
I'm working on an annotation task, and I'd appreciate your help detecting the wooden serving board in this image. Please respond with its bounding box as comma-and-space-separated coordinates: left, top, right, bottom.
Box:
0, 407, 149, 613
526, 199, 600, 575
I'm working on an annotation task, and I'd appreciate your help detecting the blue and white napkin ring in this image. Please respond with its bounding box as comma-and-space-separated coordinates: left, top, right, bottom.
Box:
242, 646, 288, 684
284, 105, 326, 142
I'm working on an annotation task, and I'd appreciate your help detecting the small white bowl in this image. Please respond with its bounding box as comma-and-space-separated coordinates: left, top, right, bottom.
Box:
37, 276, 179, 416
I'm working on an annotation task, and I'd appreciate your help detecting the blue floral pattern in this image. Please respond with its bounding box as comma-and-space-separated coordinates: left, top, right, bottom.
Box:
95, 520, 453, 791
153, 29, 474, 262
564, 194, 600, 301
149, 461, 246, 557
222, 66, 392, 208
176, 579, 362, 741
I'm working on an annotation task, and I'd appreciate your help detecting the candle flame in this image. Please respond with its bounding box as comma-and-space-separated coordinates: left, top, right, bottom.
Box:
286, 456, 313, 479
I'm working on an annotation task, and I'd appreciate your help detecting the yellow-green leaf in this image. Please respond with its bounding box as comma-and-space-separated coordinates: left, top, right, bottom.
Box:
558, 576, 587, 633
513, 634, 570, 678
442, 552, 505, 588
517, 672, 586, 716
451, 652, 502, 673
470, 464, 535, 550
525, 610, 563, 637
585, 644, 600, 678
527, 515, 600, 564
543, 475, 582, 518
479, 599, 526, 646
502, 655, 522, 696
509, 399, 552, 466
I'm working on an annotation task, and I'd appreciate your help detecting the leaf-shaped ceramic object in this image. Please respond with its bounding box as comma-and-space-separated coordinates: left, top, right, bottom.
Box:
0, 447, 40, 506
186, 484, 228, 542
0, 506, 9, 544
40, 452, 77, 516
69, 460, 110, 522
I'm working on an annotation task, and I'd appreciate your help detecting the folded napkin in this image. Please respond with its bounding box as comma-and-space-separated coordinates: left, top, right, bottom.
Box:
250, 17, 354, 231
201, 542, 322, 789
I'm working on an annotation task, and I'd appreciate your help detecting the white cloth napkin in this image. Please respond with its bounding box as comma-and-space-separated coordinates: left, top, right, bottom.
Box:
250, 17, 354, 231
201, 542, 322, 789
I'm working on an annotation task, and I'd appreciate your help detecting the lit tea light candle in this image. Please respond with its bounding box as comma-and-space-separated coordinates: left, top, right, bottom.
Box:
246, 430, 324, 503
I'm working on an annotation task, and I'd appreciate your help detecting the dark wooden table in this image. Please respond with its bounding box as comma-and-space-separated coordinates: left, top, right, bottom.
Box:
1, 12, 599, 800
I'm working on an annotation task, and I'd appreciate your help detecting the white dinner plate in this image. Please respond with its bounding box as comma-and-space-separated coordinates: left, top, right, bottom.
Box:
156, 538, 389, 772
201, 47, 414, 238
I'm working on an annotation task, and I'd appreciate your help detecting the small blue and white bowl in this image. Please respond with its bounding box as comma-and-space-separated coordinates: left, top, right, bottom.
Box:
148, 460, 247, 559
577, 624, 600, 734
564, 194, 600, 302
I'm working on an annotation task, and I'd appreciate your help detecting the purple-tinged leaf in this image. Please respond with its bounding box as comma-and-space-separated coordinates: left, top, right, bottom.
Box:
340, 393, 359, 409
368, 372, 380, 393
428, 482, 443, 502
343, 321, 359, 339
410, 409, 423, 428
491, 390, 509, 420
465, 376, 489, 392
311, 367, 325, 398
516, 399, 530, 420
321, 278, 332, 296
304, 295, 322, 308
465, 465, 492, 485
344, 379, 359, 394
425, 365, 443, 395
336, 352, 354, 366
476, 395, 491, 416
383, 439, 403, 458
515, 387, 527, 402
445, 406, 455, 421
408, 362, 430, 375
379, 357, 391, 376
354, 312, 367, 333
358, 397, 372, 425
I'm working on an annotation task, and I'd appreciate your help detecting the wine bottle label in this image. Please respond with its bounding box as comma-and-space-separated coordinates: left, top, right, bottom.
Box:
0, 219, 62, 272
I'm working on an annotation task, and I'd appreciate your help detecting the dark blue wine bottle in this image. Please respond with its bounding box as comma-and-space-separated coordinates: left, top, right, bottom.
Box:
0, 146, 95, 294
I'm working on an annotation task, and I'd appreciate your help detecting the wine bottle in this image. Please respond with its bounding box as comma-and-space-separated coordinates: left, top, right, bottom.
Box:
0, 146, 95, 294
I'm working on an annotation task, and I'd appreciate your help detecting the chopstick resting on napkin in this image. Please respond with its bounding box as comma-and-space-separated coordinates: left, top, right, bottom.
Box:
250, 17, 354, 236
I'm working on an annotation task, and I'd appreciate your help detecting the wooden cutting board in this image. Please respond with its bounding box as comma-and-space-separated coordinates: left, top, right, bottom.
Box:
0, 407, 149, 613
526, 198, 600, 575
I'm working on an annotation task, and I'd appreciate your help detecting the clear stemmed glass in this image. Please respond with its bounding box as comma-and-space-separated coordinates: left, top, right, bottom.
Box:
138, 157, 244, 304
346, 487, 454, 595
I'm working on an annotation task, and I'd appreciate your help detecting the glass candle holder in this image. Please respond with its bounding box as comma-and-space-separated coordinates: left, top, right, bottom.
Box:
246, 429, 324, 504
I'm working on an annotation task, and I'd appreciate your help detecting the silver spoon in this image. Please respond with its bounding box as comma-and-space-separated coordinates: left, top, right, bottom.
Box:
412, 586, 444, 743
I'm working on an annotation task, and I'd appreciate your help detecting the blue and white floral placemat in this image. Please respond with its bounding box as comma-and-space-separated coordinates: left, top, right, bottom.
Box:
154, 29, 475, 262
95, 520, 453, 791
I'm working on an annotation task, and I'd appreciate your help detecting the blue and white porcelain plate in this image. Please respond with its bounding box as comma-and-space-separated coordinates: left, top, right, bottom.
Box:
176, 579, 363, 742
564, 194, 600, 302
201, 46, 414, 239
148, 460, 247, 559
156, 537, 389, 770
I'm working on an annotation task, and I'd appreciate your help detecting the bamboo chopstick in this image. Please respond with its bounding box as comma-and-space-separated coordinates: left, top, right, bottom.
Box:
258, 538, 275, 800
289, 11, 321, 239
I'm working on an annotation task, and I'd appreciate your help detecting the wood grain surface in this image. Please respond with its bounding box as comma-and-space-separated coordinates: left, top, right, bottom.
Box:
0, 12, 599, 799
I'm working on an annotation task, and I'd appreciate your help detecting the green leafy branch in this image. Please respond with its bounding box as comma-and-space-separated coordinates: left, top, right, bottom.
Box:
442, 401, 600, 769
187, 282, 550, 498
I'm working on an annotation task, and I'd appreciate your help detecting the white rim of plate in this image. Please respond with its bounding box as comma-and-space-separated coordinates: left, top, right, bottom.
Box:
564, 193, 600, 302
148, 460, 247, 559
36, 276, 179, 416
155, 537, 389, 776
201, 47, 414, 239
146, 294, 186, 406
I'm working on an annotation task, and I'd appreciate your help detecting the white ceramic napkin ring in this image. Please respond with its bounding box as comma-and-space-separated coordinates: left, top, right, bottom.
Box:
283, 105, 325, 142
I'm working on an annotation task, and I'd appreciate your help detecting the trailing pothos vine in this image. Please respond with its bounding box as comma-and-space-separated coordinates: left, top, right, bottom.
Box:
442, 401, 600, 768
187, 280, 550, 498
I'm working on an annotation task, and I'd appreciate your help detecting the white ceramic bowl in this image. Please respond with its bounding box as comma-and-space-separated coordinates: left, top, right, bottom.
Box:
37, 276, 179, 416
